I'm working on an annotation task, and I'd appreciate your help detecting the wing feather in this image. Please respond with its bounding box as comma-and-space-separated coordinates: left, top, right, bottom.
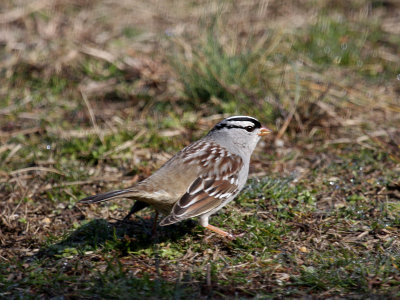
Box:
159, 152, 243, 226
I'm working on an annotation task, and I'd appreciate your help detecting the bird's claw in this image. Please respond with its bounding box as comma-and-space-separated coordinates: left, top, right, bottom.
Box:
227, 232, 245, 240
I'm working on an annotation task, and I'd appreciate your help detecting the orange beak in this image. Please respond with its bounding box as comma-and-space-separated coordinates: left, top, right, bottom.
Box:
258, 127, 271, 136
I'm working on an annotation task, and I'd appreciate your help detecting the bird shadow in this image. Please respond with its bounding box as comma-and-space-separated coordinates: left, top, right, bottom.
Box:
36, 216, 197, 259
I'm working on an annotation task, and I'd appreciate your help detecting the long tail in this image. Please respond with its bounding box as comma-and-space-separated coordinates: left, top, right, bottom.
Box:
79, 189, 136, 204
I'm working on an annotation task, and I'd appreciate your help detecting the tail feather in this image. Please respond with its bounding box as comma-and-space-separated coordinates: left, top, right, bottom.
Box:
159, 215, 180, 226
79, 189, 134, 204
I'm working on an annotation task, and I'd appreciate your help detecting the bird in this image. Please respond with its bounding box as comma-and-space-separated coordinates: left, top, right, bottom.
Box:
79, 116, 271, 239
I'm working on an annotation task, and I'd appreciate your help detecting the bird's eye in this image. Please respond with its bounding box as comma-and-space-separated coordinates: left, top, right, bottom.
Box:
245, 126, 254, 132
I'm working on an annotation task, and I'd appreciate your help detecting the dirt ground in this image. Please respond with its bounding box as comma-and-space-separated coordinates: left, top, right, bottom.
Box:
1, 0, 400, 298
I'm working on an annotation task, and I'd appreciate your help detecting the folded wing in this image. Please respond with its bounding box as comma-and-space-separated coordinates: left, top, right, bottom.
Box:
159, 154, 242, 226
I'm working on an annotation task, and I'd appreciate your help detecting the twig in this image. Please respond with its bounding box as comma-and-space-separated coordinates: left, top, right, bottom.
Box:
38, 176, 125, 192
80, 45, 125, 70
101, 129, 146, 158
276, 104, 296, 139
0, 0, 52, 24
0, 127, 42, 138
206, 263, 213, 297
276, 64, 302, 139
80, 90, 104, 144
0, 97, 32, 115
327, 128, 398, 145
45, 127, 113, 139
3, 144, 22, 164
9, 167, 65, 176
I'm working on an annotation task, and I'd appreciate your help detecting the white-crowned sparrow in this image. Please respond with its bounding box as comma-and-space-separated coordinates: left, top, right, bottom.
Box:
79, 116, 271, 238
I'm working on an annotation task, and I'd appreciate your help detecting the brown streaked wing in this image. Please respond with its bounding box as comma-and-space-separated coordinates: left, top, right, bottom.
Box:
159, 141, 244, 226
159, 177, 238, 226
159, 155, 242, 225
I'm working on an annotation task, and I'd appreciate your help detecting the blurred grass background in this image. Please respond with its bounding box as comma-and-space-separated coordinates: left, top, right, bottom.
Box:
1, 0, 400, 298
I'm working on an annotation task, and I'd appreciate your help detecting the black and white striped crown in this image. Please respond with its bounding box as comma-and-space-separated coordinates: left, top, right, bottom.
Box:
212, 116, 261, 132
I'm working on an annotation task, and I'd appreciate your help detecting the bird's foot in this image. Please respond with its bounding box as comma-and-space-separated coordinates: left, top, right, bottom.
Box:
121, 214, 133, 223
205, 224, 243, 240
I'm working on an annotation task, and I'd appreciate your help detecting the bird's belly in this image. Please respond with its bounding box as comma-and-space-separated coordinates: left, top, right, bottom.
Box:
136, 189, 178, 215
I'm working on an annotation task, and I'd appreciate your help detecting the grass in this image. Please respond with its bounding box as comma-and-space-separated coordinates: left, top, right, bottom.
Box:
1, 0, 400, 298
293, 14, 400, 80
169, 22, 285, 122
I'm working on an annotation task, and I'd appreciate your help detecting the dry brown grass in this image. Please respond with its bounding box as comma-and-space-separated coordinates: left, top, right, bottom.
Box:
1, 0, 400, 298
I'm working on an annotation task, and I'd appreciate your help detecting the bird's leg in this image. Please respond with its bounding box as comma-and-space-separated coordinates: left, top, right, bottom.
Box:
205, 224, 235, 240
151, 211, 159, 237
122, 208, 135, 222
122, 201, 149, 222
